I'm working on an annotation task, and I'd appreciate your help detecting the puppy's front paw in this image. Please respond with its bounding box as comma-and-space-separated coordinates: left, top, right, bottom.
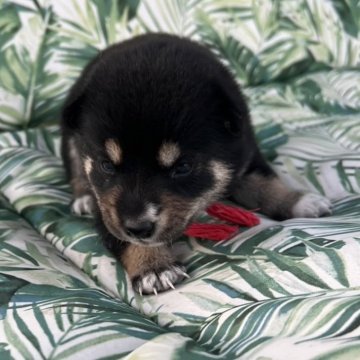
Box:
71, 194, 95, 215
292, 193, 332, 218
133, 263, 189, 295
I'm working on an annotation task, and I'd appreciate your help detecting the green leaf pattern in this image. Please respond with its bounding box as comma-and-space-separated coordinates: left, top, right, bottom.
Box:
0, 0, 359, 358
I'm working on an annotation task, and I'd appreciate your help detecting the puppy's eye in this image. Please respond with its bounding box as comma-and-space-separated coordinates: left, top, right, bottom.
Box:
171, 162, 192, 178
101, 160, 115, 174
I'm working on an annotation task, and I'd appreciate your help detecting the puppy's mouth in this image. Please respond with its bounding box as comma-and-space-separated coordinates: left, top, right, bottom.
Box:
117, 227, 185, 247
125, 237, 164, 247
121, 228, 165, 247
101, 213, 186, 247
99, 188, 222, 246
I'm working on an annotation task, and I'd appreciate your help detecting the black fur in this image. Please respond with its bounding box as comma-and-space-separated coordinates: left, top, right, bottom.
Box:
62, 34, 280, 286
61, 34, 269, 203
60, 34, 334, 293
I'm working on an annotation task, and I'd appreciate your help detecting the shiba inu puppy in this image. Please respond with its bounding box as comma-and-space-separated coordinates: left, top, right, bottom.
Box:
61, 34, 332, 294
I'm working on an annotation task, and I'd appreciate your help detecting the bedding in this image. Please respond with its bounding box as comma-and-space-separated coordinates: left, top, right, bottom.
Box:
0, 1, 359, 358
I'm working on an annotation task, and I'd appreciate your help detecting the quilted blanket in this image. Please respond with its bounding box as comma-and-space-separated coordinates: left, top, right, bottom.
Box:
0, 1, 359, 359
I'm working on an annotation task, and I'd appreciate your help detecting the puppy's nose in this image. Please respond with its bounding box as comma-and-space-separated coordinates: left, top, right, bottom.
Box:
124, 221, 155, 239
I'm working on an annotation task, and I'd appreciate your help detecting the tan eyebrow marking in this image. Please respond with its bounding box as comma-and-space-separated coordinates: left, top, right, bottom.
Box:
158, 142, 181, 167
105, 139, 122, 165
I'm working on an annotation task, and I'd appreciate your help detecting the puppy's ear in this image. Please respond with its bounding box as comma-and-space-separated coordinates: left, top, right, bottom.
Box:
62, 59, 98, 130
61, 87, 85, 130
212, 80, 250, 136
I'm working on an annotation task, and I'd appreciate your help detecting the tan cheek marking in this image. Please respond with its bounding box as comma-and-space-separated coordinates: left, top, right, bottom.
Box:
96, 187, 124, 239
191, 161, 232, 215
210, 160, 232, 192
82, 156, 100, 204
160, 194, 195, 233
82, 156, 123, 234
83, 156, 93, 176
105, 139, 122, 165
159, 162, 232, 232
158, 142, 181, 167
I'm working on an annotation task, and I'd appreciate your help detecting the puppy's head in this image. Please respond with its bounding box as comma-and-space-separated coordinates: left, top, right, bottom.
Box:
62, 34, 252, 246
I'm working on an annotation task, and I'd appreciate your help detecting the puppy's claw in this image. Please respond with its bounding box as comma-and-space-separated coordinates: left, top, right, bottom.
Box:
180, 270, 190, 279
132, 263, 187, 295
166, 279, 176, 290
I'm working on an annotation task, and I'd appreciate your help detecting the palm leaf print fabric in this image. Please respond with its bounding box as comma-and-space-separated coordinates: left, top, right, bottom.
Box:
0, 0, 359, 358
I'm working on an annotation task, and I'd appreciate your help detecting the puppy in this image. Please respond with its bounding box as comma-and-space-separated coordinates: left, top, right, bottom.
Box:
61, 34, 332, 295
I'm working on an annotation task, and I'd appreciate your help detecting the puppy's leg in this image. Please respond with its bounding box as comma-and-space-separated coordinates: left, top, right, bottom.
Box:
120, 244, 187, 295
232, 152, 332, 220
62, 136, 95, 215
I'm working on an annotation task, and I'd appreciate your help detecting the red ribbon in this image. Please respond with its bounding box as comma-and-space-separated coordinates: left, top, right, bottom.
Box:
184, 223, 238, 241
207, 203, 260, 226
184, 203, 260, 241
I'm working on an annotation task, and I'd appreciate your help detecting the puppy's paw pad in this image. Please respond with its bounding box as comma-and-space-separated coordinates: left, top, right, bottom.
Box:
292, 193, 332, 218
71, 195, 95, 215
133, 264, 188, 295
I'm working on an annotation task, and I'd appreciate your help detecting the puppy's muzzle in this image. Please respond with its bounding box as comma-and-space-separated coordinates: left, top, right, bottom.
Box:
124, 220, 155, 239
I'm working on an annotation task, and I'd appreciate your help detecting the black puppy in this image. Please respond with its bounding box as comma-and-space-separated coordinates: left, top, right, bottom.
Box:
61, 34, 331, 294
